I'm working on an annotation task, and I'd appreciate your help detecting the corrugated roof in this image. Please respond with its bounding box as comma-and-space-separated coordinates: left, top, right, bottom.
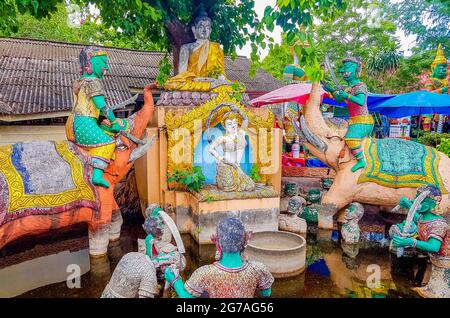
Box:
0, 37, 282, 117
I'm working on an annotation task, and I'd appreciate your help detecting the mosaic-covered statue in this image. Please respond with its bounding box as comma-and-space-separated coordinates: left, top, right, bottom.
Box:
299, 188, 322, 223
324, 57, 373, 172
279, 196, 307, 234
102, 205, 186, 298
66, 46, 128, 188
164, 217, 274, 298
140, 204, 186, 275
291, 80, 450, 230
164, 9, 229, 92
207, 104, 255, 192
424, 44, 448, 95
341, 202, 364, 244
391, 186, 449, 298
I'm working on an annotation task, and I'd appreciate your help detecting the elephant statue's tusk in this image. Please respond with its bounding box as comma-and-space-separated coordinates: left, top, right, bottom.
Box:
129, 134, 156, 163
299, 115, 328, 153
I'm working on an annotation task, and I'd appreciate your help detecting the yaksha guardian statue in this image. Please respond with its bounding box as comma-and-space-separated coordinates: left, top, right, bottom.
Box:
324, 57, 373, 172
164, 217, 274, 298
424, 44, 448, 94
66, 46, 127, 188
391, 186, 450, 298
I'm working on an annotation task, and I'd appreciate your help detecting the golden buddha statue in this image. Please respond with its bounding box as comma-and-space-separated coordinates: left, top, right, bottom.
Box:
164, 10, 231, 92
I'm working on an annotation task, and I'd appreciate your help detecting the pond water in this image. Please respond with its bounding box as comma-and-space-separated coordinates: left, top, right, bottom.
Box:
1, 213, 426, 298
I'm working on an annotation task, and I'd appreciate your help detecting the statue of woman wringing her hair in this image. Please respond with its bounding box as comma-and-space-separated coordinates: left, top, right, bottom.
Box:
206, 103, 255, 192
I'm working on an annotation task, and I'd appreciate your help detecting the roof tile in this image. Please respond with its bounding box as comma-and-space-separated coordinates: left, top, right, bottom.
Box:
0, 37, 282, 116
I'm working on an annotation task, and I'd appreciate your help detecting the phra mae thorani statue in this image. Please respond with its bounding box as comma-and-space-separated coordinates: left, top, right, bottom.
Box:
164, 217, 274, 298
206, 103, 255, 192
390, 186, 449, 298
66, 46, 128, 188
164, 9, 230, 92
323, 56, 373, 172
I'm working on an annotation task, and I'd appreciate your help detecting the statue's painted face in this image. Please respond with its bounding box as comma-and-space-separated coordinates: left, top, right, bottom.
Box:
287, 198, 302, 214
308, 189, 321, 203
416, 196, 439, 214
339, 61, 358, 82
432, 63, 448, 79
344, 204, 357, 220
90, 55, 109, 78
193, 18, 212, 40
224, 118, 238, 135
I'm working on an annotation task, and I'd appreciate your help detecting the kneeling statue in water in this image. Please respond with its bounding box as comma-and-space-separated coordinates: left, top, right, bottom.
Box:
101, 206, 185, 298
207, 104, 255, 192
391, 186, 449, 298
164, 217, 274, 298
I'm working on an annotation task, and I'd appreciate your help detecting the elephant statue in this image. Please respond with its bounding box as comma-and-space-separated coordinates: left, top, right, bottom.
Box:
293, 82, 450, 229
0, 85, 156, 257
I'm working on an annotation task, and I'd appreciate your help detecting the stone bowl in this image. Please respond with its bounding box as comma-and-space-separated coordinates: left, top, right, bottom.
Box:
244, 231, 306, 278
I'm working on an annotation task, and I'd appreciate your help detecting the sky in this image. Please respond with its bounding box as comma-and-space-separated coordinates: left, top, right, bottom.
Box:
235, 0, 417, 59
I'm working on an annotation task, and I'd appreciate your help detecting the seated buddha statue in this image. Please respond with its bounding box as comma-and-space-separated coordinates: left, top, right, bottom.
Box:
164, 10, 230, 92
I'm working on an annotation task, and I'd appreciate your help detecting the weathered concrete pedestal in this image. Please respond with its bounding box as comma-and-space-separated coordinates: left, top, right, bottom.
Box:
164, 187, 280, 245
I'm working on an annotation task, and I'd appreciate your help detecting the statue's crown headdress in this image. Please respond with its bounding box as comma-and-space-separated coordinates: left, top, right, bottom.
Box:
431, 44, 447, 70
342, 55, 363, 75
79, 46, 107, 75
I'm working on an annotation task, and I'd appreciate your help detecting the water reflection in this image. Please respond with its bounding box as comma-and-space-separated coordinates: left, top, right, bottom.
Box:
4, 214, 426, 298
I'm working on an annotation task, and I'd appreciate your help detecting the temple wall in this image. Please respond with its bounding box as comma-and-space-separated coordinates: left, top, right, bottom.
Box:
0, 126, 66, 145
163, 189, 279, 244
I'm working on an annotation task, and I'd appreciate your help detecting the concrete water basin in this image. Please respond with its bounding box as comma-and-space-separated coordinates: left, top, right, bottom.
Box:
245, 231, 306, 278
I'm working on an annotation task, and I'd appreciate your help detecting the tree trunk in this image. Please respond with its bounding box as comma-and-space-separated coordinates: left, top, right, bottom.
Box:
164, 18, 195, 75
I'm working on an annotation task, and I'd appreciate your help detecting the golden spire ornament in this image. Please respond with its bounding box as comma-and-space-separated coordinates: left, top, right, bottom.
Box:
431, 44, 447, 71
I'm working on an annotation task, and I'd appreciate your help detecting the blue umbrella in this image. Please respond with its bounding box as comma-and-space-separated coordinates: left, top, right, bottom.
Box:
322, 93, 396, 112
370, 90, 450, 118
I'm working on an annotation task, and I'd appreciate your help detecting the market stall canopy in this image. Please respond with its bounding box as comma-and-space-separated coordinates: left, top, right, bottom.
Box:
370, 90, 450, 118
250, 83, 328, 107
322, 93, 396, 111
250, 82, 395, 112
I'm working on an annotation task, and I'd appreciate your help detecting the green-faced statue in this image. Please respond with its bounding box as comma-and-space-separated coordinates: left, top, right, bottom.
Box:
323, 56, 374, 172
66, 46, 128, 188
391, 186, 449, 298
424, 44, 448, 94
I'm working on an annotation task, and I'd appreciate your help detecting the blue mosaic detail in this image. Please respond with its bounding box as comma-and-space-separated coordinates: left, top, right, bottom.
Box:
377, 138, 426, 176
11, 143, 33, 194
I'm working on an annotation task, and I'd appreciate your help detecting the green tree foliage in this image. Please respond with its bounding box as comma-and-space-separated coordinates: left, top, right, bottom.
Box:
1, 0, 347, 79
261, 0, 404, 91
0, 0, 61, 34
1, 2, 161, 50
384, 0, 450, 54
